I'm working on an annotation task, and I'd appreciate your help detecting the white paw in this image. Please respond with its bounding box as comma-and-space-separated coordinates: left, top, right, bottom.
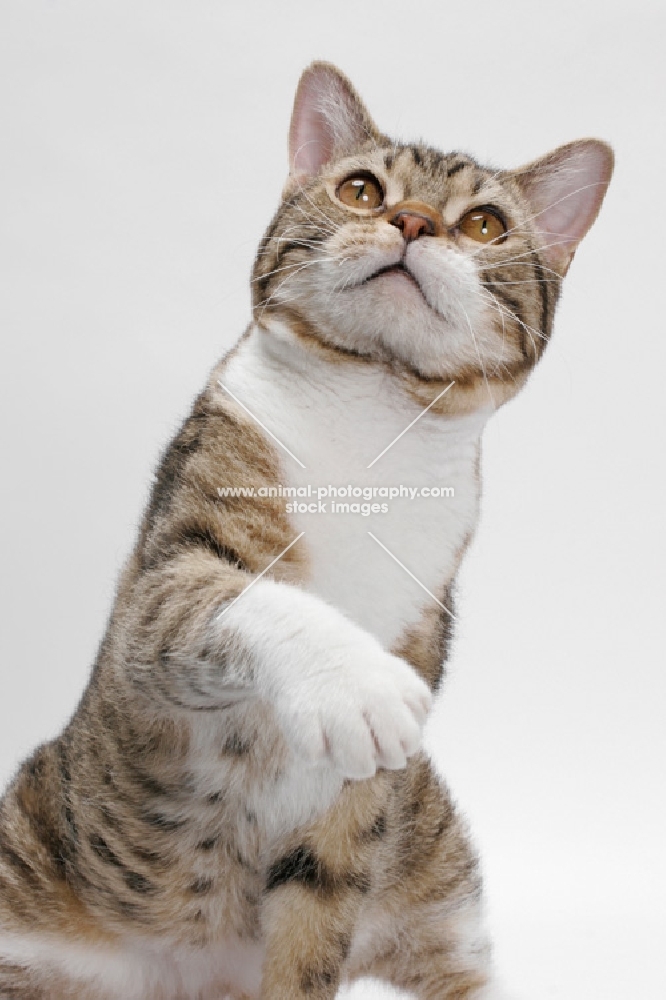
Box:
275, 642, 432, 780
218, 578, 434, 780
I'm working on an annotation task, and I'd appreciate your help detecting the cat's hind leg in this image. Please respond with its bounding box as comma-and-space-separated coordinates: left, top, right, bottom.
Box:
0, 960, 47, 999
347, 897, 500, 1000
345, 757, 512, 1000
259, 776, 398, 1000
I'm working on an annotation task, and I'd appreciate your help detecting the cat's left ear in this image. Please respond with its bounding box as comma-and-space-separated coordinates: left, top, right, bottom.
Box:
511, 139, 614, 274
288, 62, 381, 181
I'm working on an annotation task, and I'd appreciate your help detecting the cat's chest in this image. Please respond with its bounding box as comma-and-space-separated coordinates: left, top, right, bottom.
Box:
221, 324, 487, 648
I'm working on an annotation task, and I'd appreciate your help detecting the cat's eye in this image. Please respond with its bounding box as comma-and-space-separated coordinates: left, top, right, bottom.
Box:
336, 174, 384, 211
457, 207, 507, 244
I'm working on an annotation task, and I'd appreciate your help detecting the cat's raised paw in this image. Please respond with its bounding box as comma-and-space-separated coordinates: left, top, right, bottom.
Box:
277, 647, 433, 780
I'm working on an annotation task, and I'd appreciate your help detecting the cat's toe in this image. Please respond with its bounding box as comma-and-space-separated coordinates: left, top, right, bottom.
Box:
316, 653, 431, 779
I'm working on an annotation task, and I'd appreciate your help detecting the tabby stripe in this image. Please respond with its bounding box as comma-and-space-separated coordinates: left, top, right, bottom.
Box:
447, 160, 468, 178
57, 742, 71, 784
0, 963, 36, 1000
89, 833, 123, 868
265, 845, 370, 895
197, 835, 219, 851
531, 249, 551, 343
121, 760, 173, 800
124, 870, 157, 894
256, 215, 281, 263
177, 525, 247, 569
57, 738, 79, 851
159, 659, 222, 708
153, 678, 222, 713
359, 811, 387, 841
141, 811, 188, 831
265, 845, 332, 893
190, 875, 215, 894
300, 963, 338, 993
144, 422, 202, 530
274, 233, 325, 268
299, 932, 351, 993
89, 833, 158, 895
221, 732, 252, 755
132, 844, 165, 865
486, 283, 530, 360
0, 838, 39, 886
20, 802, 72, 878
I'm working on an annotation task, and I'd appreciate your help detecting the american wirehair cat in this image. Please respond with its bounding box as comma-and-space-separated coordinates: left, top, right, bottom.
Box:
0, 62, 612, 999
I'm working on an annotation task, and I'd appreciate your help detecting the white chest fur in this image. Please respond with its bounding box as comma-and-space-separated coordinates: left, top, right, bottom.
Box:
221, 322, 489, 650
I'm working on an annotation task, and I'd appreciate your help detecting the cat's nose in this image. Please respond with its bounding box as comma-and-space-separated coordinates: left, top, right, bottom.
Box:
387, 201, 443, 242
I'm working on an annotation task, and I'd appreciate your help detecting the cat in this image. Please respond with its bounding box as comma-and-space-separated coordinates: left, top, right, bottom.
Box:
0, 61, 612, 1000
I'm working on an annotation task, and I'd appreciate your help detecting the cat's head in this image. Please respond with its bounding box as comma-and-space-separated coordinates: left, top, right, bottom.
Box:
253, 62, 612, 410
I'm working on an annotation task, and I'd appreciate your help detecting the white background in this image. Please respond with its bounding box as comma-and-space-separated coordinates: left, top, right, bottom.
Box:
1, 2, 664, 998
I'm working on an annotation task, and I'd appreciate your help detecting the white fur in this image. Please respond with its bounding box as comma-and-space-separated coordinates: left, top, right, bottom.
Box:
222, 322, 490, 650
221, 578, 432, 784
0, 931, 263, 1000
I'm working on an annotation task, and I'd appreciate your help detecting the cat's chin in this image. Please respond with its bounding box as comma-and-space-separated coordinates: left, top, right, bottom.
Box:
283, 303, 482, 382
265, 231, 516, 378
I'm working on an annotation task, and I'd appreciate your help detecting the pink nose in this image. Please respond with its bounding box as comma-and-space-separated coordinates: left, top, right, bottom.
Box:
387, 202, 442, 242
390, 212, 435, 242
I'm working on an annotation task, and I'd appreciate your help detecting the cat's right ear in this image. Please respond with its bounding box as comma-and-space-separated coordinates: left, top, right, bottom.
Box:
288, 62, 381, 182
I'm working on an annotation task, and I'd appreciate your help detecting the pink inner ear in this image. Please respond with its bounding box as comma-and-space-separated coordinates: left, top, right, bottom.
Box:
519, 141, 613, 269
288, 63, 377, 180
289, 75, 336, 177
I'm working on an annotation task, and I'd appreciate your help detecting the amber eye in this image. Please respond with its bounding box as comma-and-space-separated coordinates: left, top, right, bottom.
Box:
336, 174, 384, 211
458, 207, 507, 244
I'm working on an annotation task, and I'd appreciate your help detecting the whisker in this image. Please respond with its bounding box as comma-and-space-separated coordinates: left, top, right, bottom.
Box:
256, 258, 331, 317
479, 256, 563, 281
292, 178, 340, 233
458, 299, 497, 410
252, 240, 328, 263
481, 278, 559, 286
478, 286, 547, 348
253, 256, 331, 286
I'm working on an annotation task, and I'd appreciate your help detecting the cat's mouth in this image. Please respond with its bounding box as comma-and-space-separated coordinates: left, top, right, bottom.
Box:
364, 261, 425, 295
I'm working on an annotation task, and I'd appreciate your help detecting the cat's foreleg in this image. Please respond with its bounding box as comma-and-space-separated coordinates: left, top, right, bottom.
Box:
124, 555, 432, 779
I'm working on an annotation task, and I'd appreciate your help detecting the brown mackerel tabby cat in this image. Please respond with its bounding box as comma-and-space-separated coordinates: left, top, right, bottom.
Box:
0, 63, 612, 999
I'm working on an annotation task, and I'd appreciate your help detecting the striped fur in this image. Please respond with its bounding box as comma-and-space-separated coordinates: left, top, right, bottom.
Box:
0, 62, 612, 998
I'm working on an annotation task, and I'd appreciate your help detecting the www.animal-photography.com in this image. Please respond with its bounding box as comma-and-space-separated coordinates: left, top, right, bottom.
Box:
1, 3, 664, 999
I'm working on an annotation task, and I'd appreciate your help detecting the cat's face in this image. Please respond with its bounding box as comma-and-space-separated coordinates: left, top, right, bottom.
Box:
253, 63, 612, 408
